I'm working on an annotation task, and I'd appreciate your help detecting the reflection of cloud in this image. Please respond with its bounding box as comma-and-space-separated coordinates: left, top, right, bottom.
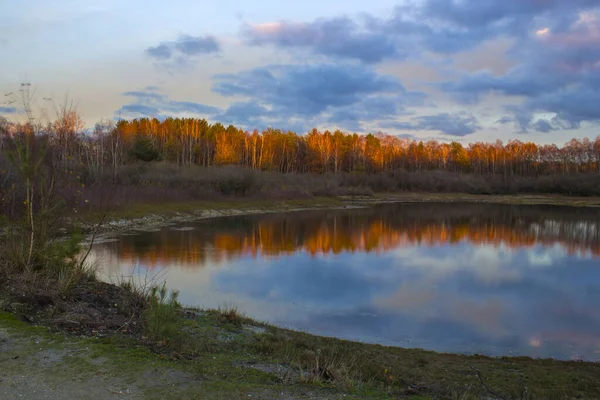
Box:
391, 245, 521, 284
528, 252, 553, 267
389, 243, 578, 285
374, 282, 435, 311
526, 245, 567, 267
375, 283, 508, 337
529, 337, 542, 347
531, 329, 600, 360
213, 253, 379, 310
448, 299, 507, 337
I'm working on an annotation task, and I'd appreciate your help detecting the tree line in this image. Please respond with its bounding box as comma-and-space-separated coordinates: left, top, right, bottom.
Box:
78, 117, 600, 176
2, 111, 600, 221
3, 115, 600, 177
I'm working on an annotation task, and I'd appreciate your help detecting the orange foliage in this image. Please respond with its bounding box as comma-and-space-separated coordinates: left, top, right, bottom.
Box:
109, 118, 600, 175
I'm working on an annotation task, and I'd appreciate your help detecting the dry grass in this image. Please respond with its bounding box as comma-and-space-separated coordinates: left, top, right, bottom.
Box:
73, 164, 600, 217
208, 305, 250, 328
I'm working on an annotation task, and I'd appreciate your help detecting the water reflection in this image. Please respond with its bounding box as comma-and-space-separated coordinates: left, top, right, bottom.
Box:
92, 203, 600, 361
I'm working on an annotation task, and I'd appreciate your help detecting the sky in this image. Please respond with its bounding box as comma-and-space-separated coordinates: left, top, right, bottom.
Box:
1, 0, 600, 144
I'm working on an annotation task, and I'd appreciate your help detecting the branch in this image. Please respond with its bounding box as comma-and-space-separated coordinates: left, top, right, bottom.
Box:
77, 208, 108, 271
470, 365, 508, 400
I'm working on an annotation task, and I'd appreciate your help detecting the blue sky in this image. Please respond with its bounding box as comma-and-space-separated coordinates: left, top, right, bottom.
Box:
1, 0, 600, 144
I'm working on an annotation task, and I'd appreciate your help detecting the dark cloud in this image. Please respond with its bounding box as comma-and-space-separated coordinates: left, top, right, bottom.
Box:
496, 116, 515, 125
117, 64, 426, 133
211, 63, 423, 132
532, 119, 558, 133
441, 7, 600, 131
243, 1, 598, 63
423, 0, 543, 30
235, 1, 600, 134
217, 101, 270, 126
119, 104, 160, 117
173, 35, 220, 55
145, 44, 172, 60
167, 100, 220, 115
243, 17, 401, 63
423, 0, 598, 29
118, 89, 221, 119
417, 113, 481, 136
214, 63, 404, 117
328, 93, 425, 131
145, 34, 221, 71
384, 112, 481, 137
136, 3, 600, 134
0, 106, 17, 114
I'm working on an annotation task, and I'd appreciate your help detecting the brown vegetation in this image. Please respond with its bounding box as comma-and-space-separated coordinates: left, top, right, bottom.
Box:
3, 109, 600, 221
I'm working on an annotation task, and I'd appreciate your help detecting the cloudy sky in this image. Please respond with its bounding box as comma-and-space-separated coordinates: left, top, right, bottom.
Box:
1, 0, 599, 144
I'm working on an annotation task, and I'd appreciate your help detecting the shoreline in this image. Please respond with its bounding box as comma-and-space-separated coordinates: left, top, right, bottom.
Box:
79, 192, 600, 237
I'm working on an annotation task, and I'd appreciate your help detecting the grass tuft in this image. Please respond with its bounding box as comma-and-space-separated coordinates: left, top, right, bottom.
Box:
144, 283, 183, 348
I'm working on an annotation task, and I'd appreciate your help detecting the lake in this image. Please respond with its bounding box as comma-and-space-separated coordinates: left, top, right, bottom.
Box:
90, 202, 600, 361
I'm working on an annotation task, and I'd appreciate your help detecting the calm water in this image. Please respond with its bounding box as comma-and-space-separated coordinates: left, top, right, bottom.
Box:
91, 203, 600, 361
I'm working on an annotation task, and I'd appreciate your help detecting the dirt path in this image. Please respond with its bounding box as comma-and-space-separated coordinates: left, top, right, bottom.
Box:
1, 325, 171, 400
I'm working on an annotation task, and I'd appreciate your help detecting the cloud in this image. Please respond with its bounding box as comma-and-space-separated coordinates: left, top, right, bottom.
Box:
531, 119, 558, 133
117, 64, 425, 133
328, 93, 425, 132
217, 101, 269, 127
119, 104, 160, 116
145, 34, 221, 71
385, 112, 481, 136
441, 8, 600, 131
243, 18, 401, 64
167, 100, 220, 115
214, 253, 380, 309
422, 0, 595, 30
145, 44, 172, 60
242, 1, 598, 64
122, 91, 166, 102
173, 35, 220, 55
0, 106, 17, 114
211, 63, 423, 131
118, 89, 220, 119
234, 1, 600, 135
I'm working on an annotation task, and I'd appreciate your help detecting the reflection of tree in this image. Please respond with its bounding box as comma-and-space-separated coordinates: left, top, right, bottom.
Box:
96, 204, 600, 269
